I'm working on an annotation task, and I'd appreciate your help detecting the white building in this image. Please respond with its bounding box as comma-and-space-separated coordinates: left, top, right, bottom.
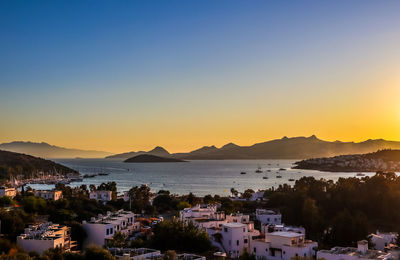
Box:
256, 209, 282, 225
261, 224, 305, 236
208, 222, 260, 259
369, 231, 398, 250
34, 190, 63, 201
317, 240, 393, 260
108, 248, 162, 260
82, 210, 139, 247
180, 204, 219, 221
251, 191, 265, 201
90, 190, 113, 202
17, 222, 75, 254
252, 231, 317, 260
0, 187, 17, 198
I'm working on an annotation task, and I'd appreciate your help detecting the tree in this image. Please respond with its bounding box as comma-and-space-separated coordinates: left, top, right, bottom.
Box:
107, 232, 128, 248
84, 246, 114, 260
128, 185, 152, 213
242, 189, 255, 200
176, 201, 191, 211
203, 194, 214, 204
151, 220, 211, 253
163, 250, 178, 260
230, 188, 239, 197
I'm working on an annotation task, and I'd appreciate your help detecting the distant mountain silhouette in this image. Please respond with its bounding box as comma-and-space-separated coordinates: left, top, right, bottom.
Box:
0, 141, 111, 159
171, 136, 400, 159
124, 154, 186, 163
0, 150, 78, 180
106, 146, 170, 159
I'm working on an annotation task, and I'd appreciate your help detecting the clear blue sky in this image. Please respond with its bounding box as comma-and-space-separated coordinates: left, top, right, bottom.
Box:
1, 0, 399, 152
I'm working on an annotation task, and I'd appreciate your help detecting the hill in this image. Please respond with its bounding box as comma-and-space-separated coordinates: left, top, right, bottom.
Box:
0, 141, 112, 159
124, 154, 186, 163
106, 146, 170, 159
293, 149, 400, 172
0, 150, 78, 181
171, 136, 400, 159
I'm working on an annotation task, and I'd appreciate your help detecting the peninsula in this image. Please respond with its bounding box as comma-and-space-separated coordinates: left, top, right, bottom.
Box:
293, 149, 400, 172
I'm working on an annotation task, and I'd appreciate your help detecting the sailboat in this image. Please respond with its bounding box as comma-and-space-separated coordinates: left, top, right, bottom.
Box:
255, 166, 262, 173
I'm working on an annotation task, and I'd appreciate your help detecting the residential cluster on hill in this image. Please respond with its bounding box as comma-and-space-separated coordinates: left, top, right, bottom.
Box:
294, 150, 400, 172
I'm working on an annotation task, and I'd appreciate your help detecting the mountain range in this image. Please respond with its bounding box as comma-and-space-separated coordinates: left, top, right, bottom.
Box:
0, 141, 111, 159
108, 135, 400, 160
3, 136, 400, 160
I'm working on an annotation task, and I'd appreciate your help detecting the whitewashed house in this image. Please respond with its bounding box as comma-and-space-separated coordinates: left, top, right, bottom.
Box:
261, 224, 305, 236
0, 187, 17, 198
34, 190, 63, 201
208, 222, 261, 259
17, 222, 75, 254
256, 209, 282, 225
369, 231, 398, 250
180, 204, 219, 221
251, 191, 265, 201
252, 231, 317, 260
90, 190, 113, 202
317, 240, 393, 260
82, 210, 139, 247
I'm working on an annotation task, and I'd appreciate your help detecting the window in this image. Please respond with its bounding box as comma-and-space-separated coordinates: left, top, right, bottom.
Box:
304, 254, 306, 257
237, 240, 239, 246
244, 239, 248, 244
283, 251, 285, 255
224, 228, 228, 232
106, 229, 109, 235
243, 228, 246, 232
254, 248, 257, 253
110, 228, 113, 234
295, 254, 298, 257
265, 248, 268, 252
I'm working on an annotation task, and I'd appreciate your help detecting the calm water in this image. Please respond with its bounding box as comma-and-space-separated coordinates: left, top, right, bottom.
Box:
28, 159, 376, 196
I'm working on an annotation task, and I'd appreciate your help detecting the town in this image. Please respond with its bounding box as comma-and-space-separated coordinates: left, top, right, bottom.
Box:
1, 171, 400, 259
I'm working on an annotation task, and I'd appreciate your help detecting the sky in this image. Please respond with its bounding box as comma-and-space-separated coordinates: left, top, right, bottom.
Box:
0, 0, 399, 153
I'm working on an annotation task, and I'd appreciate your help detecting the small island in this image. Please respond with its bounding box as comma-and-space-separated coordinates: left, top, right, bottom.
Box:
124, 154, 187, 163
293, 149, 400, 172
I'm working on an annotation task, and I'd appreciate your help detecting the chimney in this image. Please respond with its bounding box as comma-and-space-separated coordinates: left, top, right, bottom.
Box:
357, 240, 368, 254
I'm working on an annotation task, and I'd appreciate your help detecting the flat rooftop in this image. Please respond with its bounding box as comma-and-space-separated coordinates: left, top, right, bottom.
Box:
319, 247, 391, 259
268, 231, 303, 238
223, 223, 246, 228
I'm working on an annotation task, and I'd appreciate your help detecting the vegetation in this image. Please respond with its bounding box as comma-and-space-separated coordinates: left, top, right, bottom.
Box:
263, 172, 400, 248
150, 220, 212, 253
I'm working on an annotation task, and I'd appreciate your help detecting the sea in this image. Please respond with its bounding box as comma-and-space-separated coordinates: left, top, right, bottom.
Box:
27, 159, 376, 196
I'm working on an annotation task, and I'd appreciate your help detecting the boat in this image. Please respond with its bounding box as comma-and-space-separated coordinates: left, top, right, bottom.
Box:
266, 170, 271, 172
255, 166, 262, 173
279, 168, 286, 171
83, 174, 97, 178
69, 176, 83, 182
263, 176, 268, 179
240, 172, 247, 175
356, 173, 365, 177
98, 173, 109, 176
288, 178, 295, 182
276, 175, 282, 178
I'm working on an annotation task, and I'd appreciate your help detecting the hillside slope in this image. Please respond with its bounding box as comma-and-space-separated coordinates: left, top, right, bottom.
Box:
0, 150, 78, 180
